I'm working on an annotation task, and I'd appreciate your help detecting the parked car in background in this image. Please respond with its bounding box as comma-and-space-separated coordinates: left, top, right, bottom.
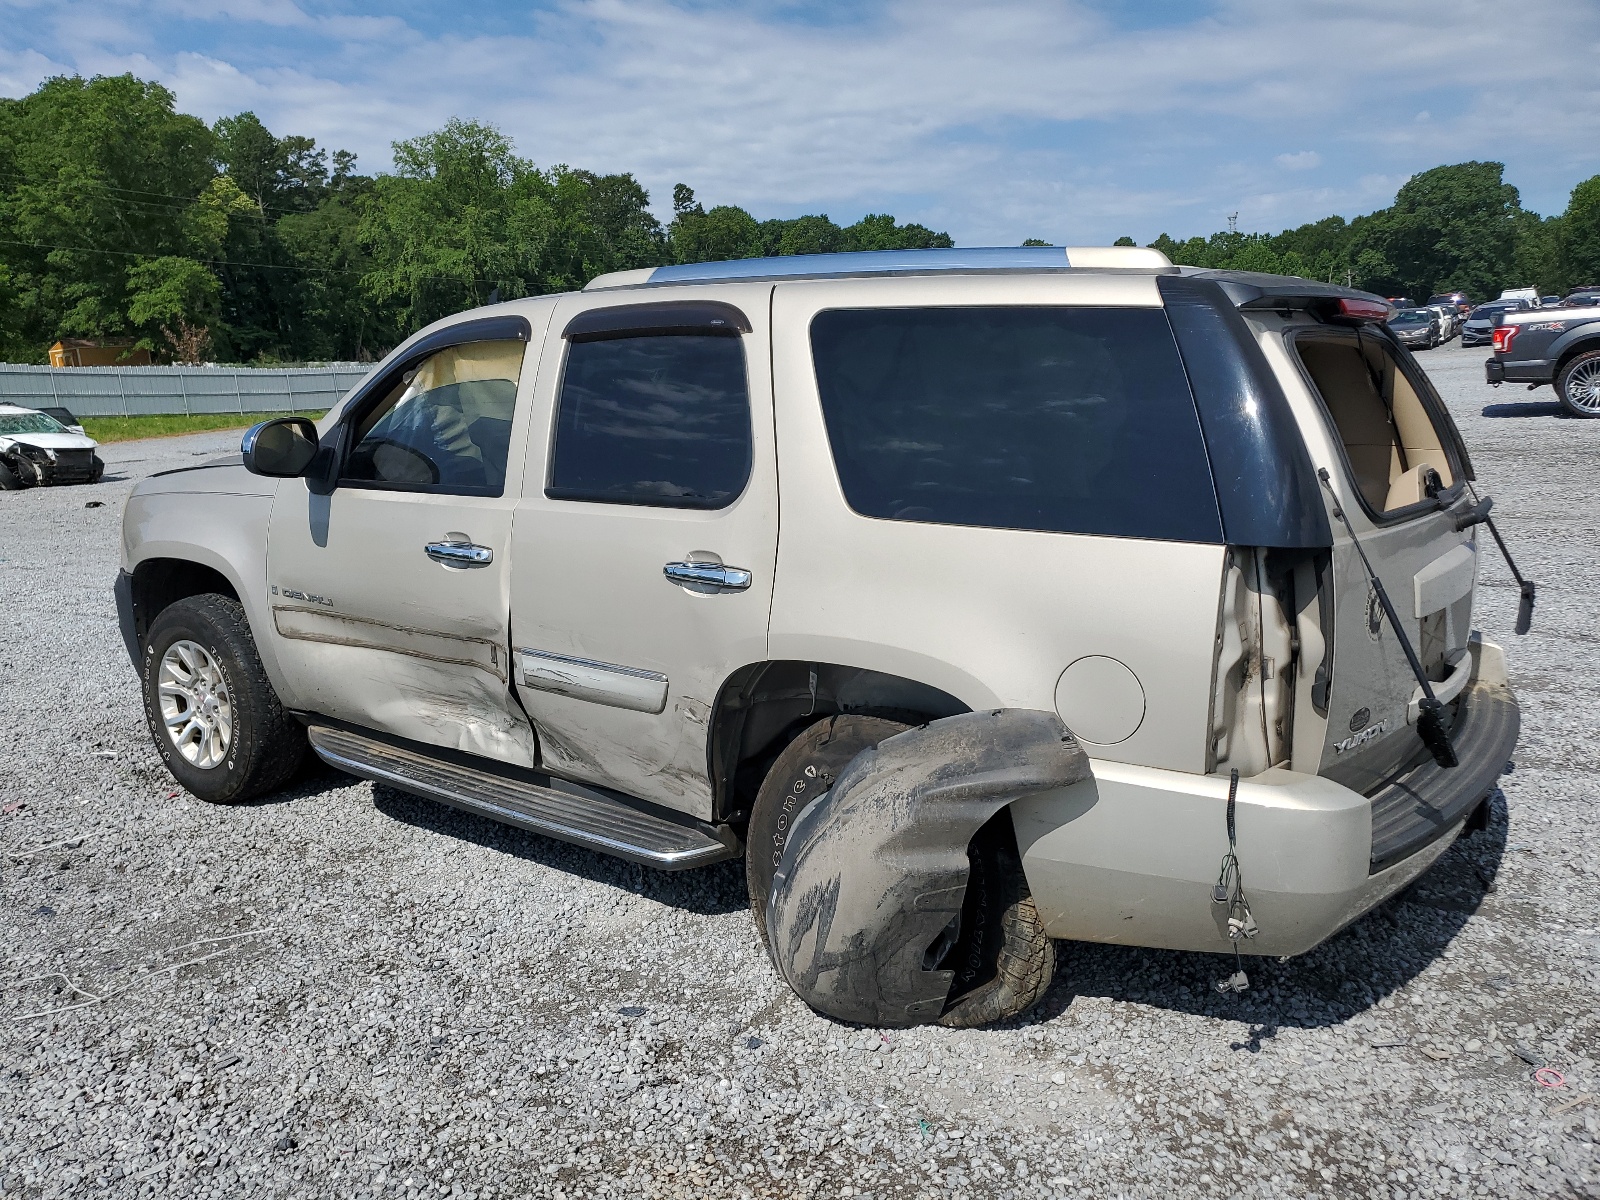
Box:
1541, 296, 1562, 308
1499, 287, 1540, 307
1387, 296, 1417, 310
0, 403, 104, 488
1428, 304, 1458, 341
1426, 292, 1473, 317
1462, 300, 1527, 347
1488, 299, 1600, 417
1389, 307, 1444, 349
1564, 289, 1600, 308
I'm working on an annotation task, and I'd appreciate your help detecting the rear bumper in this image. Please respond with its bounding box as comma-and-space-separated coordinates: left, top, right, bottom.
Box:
1487, 356, 1553, 385
1013, 635, 1517, 958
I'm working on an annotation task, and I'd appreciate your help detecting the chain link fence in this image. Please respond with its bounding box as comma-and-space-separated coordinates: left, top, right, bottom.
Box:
0, 363, 373, 418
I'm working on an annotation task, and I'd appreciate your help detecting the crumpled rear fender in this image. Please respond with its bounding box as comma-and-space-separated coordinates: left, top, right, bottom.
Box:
765, 708, 1090, 1026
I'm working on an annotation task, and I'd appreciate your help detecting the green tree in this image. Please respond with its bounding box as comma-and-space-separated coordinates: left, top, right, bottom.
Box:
0, 74, 216, 360
1563, 175, 1600, 288
1363, 162, 1520, 299
127, 256, 220, 361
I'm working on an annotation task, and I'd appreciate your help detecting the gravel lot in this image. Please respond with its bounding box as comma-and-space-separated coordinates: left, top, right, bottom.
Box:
2, 339, 1598, 1200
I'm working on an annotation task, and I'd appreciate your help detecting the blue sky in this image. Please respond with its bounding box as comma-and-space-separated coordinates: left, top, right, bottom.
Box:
3, 0, 1597, 245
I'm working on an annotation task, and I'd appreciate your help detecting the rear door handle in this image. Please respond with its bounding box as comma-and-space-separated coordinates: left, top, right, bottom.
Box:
663, 561, 752, 592
425, 539, 494, 568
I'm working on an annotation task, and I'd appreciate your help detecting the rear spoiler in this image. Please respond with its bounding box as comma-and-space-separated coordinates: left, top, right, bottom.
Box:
1176, 268, 1393, 321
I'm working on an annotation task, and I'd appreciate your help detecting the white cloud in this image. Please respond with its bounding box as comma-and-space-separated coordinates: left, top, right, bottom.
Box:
2, 0, 1598, 242
1275, 151, 1321, 171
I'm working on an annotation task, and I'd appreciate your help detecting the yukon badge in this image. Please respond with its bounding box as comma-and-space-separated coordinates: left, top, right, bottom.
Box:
1334, 717, 1390, 754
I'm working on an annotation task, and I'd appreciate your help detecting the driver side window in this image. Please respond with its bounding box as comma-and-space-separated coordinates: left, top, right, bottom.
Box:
342, 339, 525, 497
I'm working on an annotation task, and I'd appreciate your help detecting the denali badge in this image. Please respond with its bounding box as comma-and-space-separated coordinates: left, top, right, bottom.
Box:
1334, 719, 1389, 754
1348, 707, 1371, 733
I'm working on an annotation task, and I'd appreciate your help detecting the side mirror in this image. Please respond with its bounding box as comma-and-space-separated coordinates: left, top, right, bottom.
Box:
242, 417, 319, 477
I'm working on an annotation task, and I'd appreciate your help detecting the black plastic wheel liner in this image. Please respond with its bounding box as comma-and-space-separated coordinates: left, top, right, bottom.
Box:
764, 709, 1091, 1027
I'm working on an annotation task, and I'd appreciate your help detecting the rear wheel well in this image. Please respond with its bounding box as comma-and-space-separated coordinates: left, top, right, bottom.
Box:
1554, 337, 1600, 380
708, 661, 968, 824
129, 559, 241, 652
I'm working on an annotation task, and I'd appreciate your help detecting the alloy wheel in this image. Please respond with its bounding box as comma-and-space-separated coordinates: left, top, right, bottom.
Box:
1566, 358, 1600, 414
157, 639, 234, 769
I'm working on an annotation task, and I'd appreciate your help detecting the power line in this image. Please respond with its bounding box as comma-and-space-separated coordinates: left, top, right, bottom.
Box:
0, 236, 361, 277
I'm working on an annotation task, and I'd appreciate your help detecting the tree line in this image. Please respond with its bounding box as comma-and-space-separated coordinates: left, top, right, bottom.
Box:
0, 75, 950, 364
1137, 161, 1599, 304
2, 73, 1596, 365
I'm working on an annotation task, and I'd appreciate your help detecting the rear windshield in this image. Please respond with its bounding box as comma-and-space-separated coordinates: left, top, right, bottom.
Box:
808, 307, 1223, 542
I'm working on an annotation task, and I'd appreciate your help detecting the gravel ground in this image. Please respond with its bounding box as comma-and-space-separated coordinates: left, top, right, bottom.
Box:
2, 340, 1598, 1200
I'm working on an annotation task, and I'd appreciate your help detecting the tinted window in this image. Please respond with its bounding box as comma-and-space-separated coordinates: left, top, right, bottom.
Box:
809, 307, 1223, 542
343, 340, 524, 497
548, 334, 751, 508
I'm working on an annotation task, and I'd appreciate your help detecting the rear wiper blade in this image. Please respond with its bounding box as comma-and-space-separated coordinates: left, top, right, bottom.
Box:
1317, 469, 1457, 770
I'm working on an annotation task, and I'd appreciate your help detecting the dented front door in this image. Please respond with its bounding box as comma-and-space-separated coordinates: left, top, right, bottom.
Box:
263, 327, 544, 766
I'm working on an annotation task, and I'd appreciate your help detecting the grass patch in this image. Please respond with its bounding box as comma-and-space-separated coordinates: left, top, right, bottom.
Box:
80, 411, 326, 444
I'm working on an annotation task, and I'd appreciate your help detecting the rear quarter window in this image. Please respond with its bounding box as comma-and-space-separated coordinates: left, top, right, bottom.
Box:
808, 306, 1223, 542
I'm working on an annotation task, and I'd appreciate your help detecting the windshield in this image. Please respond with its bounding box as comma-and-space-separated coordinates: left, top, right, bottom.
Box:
0, 411, 67, 436
1389, 312, 1430, 326
1469, 305, 1508, 320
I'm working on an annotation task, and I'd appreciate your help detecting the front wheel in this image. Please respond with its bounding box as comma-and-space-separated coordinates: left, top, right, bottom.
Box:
141, 594, 305, 804
1556, 349, 1600, 418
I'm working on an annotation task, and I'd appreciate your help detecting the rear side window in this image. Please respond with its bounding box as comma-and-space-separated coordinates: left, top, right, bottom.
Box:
548, 334, 752, 508
808, 307, 1223, 542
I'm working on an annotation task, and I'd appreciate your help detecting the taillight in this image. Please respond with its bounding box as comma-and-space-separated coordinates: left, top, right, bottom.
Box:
1492, 325, 1517, 354
1338, 297, 1393, 321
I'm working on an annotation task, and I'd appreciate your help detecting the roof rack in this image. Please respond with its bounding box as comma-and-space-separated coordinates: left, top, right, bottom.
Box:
585, 245, 1175, 290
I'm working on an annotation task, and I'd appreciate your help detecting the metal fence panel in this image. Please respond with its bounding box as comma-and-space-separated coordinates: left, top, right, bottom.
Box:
0, 364, 372, 418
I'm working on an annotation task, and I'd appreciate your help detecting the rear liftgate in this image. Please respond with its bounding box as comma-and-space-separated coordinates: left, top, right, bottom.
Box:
765, 709, 1090, 1027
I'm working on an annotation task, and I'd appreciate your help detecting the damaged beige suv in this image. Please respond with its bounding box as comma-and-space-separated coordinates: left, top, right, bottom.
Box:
117, 246, 1522, 1028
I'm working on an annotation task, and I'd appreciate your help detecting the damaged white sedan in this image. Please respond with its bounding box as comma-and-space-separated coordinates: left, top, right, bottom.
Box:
0, 403, 104, 488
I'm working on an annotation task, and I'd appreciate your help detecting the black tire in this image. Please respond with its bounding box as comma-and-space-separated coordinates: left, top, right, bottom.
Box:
1555, 349, 1600, 418
89, 453, 105, 483
932, 809, 1056, 1028
746, 714, 908, 946
141, 593, 305, 804
0, 460, 21, 490
748, 715, 1056, 1027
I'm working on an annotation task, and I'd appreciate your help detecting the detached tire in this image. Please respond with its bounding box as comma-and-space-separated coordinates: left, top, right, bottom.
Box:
1556, 349, 1600, 418
746, 714, 908, 946
141, 594, 305, 804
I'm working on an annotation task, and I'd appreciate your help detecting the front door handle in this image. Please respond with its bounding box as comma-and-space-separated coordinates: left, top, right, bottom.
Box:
426, 539, 494, 568
663, 561, 752, 592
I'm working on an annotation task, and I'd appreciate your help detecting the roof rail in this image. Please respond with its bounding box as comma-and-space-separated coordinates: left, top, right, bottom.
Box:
585, 245, 1174, 290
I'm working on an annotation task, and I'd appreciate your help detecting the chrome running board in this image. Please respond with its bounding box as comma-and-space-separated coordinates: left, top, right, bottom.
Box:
306, 723, 739, 871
